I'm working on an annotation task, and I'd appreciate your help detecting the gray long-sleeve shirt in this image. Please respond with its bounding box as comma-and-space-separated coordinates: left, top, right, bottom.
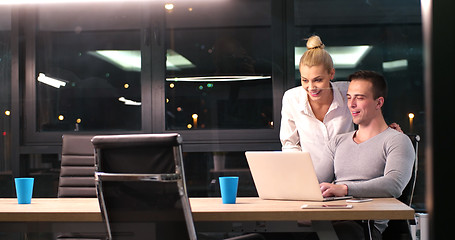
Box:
317, 127, 415, 232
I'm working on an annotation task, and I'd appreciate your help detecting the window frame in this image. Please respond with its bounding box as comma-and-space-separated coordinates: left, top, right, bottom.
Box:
22, 5, 155, 147
18, 1, 290, 153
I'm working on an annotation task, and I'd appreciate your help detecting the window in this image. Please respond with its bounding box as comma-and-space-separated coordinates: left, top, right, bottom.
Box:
22, 1, 281, 146
34, 3, 144, 132
36, 31, 142, 131
1, 1, 424, 202
293, 1, 423, 132
164, 1, 274, 130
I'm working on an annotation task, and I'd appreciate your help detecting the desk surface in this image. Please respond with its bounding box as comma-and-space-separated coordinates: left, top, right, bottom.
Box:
190, 197, 415, 221
0, 198, 102, 222
0, 197, 414, 222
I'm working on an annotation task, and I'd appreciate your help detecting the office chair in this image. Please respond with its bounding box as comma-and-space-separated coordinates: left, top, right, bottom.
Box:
92, 133, 264, 240
58, 134, 97, 198
57, 134, 107, 240
382, 134, 420, 240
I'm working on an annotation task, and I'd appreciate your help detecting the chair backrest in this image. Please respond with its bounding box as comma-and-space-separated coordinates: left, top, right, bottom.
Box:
92, 133, 196, 240
398, 134, 420, 207
58, 134, 97, 198
382, 134, 420, 240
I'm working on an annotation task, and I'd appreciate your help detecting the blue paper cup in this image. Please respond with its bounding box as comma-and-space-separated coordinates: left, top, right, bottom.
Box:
219, 176, 239, 204
15, 178, 34, 204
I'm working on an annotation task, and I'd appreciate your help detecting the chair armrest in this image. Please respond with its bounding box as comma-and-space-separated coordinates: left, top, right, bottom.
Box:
95, 172, 181, 182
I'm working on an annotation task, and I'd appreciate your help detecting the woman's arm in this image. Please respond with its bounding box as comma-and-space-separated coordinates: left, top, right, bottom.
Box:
280, 91, 302, 151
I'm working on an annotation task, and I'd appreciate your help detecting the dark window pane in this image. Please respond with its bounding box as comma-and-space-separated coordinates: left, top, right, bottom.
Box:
35, 3, 143, 131
165, 1, 273, 130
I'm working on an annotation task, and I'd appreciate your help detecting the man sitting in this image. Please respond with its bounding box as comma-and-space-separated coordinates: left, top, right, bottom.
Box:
318, 70, 415, 240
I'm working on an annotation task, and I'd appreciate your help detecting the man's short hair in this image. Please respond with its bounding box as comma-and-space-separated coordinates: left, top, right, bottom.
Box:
348, 70, 387, 100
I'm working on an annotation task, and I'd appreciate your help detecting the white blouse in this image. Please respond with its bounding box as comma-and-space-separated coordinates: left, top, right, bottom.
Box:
279, 81, 354, 173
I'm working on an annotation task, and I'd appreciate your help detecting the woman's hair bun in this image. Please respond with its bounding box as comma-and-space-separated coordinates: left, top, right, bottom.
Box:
306, 35, 325, 50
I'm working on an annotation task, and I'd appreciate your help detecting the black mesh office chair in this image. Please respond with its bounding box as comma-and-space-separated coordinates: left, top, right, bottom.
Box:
57, 134, 106, 240
382, 134, 420, 240
92, 133, 263, 240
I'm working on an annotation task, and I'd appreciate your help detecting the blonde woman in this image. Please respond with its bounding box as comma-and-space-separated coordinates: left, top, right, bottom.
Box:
280, 35, 401, 182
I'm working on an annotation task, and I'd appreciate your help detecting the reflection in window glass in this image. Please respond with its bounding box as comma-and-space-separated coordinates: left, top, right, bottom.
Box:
165, 1, 273, 130
35, 3, 143, 131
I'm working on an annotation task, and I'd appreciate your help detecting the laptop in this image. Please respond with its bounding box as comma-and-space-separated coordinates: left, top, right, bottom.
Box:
245, 151, 352, 202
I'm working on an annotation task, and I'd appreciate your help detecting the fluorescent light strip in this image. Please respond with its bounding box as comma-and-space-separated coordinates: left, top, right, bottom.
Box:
37, 73, 67, 88
167, 49, 196, 70
295, 45, 372, 69
88, 50, 141, 72
328, 46, 372, 68
118, 97, 141, 106
383, 59, 408, 72
166, 76, 271, 82
88, 50, 195, 72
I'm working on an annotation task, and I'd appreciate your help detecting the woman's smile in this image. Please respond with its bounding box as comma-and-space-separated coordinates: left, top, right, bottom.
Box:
308, 89, 322, 98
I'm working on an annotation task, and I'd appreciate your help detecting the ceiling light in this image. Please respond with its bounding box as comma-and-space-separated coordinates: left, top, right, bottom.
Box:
383, 59, 408, 72
166, 49, 196, 70
37, 73, 67, 88
88, 49, 195, 72
166, 76, 271, 82
164, 3, 174, 10
88, 50, 141, 72
295, 45, 372, 69
118, 97, 141, 106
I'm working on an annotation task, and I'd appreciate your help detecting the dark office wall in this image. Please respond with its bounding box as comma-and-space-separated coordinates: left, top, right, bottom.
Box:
426, 0, 455, 239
